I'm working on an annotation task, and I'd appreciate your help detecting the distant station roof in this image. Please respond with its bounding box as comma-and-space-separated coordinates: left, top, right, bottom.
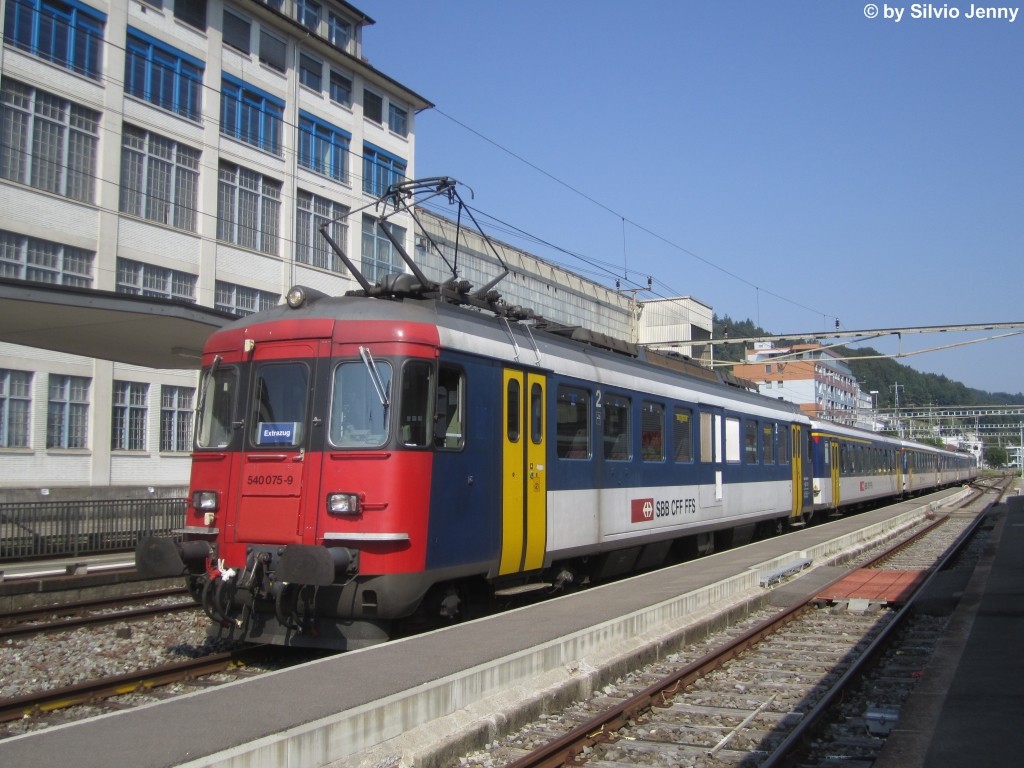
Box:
0, 279, 235, 370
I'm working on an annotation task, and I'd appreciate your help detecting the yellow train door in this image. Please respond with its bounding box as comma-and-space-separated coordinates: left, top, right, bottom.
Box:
831, 440, 841, 511
790, 424, 804, 522
499, 369, 547, 575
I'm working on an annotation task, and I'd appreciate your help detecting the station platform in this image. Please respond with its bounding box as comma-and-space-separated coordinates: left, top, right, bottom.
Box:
0, 487, 996, 768
874, 488, 1024, 768
0, 553, 154, 612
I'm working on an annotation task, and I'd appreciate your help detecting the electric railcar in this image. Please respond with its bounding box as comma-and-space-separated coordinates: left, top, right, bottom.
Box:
134, 179, 977, 650
136, 289, 974, 650
809, 422, 977, 513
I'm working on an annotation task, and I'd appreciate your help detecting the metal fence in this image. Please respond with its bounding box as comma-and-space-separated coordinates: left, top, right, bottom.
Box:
0, 498, 186, 561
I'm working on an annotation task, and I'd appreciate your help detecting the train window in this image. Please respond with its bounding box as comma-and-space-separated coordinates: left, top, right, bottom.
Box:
196, 363, 237, 448
329, 360, 393, 447
530, 383, 543, 445
641, 401, 664, 461
673, 407, 693, 463
251, 362, 308, 447
762, 424, 775, 464
744, 420, 758, 464
506, 378, 521, 443
724, 417, 740, 463
398, 361, 432, 447
434, 366, 464, 450
603, 394, 630, 460
556, 385, 590, 459
700, 412, 714, 463
778, 427, 790, 465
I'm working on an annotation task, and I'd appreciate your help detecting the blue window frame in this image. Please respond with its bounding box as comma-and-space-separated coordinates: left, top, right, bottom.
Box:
125, 29, 203, 121
221, 75, 284, 155
299, 112, 350, 183
297, 0, 320, 31
4, 0, 105, 80
388, 103, 408, 137
362, 143, 406, 197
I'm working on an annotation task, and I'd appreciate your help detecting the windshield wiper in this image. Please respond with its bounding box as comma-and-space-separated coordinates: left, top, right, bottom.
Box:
359, 346, 390, 408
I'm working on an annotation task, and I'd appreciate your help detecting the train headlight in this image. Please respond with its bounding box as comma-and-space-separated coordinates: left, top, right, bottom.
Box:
285, 285, 307, 309
192, 490, 219, 512
327, 493, 361, 515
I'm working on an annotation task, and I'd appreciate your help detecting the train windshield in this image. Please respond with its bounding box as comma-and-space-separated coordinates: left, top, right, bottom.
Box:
330, 360, 393, 447
195, 362, 237, 449
251, 363, 309, 447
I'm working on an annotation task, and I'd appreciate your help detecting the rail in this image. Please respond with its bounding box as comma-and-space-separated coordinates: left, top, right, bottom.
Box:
0, 498, 186, 562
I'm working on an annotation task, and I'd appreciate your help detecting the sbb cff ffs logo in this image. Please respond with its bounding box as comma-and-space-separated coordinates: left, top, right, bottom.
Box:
631, 496, 699, 523
631, 498, 655, 523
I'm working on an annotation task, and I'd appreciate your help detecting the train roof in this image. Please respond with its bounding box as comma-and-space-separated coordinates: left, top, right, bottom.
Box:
208, 287, 809, 424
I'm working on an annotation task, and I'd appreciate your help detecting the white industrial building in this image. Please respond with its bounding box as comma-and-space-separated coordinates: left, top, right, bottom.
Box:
0, 0, 715, 495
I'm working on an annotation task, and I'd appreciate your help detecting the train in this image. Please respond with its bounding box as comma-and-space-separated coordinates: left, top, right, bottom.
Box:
136, 179, 977, 650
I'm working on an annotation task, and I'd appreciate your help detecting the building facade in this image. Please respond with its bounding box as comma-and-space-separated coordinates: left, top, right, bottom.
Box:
0, 0, 429, 489
732, 342, 863, 426
0, 0, 717, 493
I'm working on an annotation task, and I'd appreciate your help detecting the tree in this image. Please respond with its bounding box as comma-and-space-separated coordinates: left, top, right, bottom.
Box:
985, 445, 1008, 468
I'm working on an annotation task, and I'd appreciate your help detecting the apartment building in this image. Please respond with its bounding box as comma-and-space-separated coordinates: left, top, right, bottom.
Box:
732, 342, 862, 425
0, 0, 430, 490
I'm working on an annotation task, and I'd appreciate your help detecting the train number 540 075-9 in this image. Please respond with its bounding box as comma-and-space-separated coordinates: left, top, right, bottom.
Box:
242, 466, 302, 495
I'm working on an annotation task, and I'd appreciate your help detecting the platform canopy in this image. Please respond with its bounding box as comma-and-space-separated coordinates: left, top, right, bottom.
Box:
0, 279, 237, 370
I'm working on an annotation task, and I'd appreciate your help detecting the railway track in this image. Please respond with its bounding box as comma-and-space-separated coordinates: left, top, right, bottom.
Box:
0, 588, 196, 640
2, 480, 1007, 749
0, 645, 273, 724
459, 478, 1010, 768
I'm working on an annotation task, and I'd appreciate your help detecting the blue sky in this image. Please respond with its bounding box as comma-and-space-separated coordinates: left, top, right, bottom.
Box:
357, 1, 1023, 395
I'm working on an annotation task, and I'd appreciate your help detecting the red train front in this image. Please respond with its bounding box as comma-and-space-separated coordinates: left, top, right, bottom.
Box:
138, 287, 457, 648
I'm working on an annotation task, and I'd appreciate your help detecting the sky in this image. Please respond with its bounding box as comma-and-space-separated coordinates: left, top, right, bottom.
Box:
355, 1, 1023, 395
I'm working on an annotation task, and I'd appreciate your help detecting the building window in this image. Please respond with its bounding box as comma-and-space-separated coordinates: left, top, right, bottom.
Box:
299, 52, 322, 91
160, 385, 193, 451
329, 70, 352, 106
215, 281, 279, 316
125, 30, 203, 121
0, 230, 93, 286
0, 79, 100, 202
361, 216, 404, 283
112, 381, 148, 451
173, 0, 206, 30
363, 89, 382, 123
388, 103, 408, 137
259, 28, 286, 71
362, 143, 406, 197
119, 126, 200, 231
299, 113, 350, 182
328, 11, 351, 50
116, 257, 196, 302
220, 76, 284, 155
297, 0, 321, 31
3, 0, 105, 80
217, 162, 281, 255
297, 191, 348, 272
47, 374, 89, 449
222, 9, 251, 53
0, 369, 32, 448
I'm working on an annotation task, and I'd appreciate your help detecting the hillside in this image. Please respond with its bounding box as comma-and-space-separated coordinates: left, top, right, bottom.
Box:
712, 315, 1024, 406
